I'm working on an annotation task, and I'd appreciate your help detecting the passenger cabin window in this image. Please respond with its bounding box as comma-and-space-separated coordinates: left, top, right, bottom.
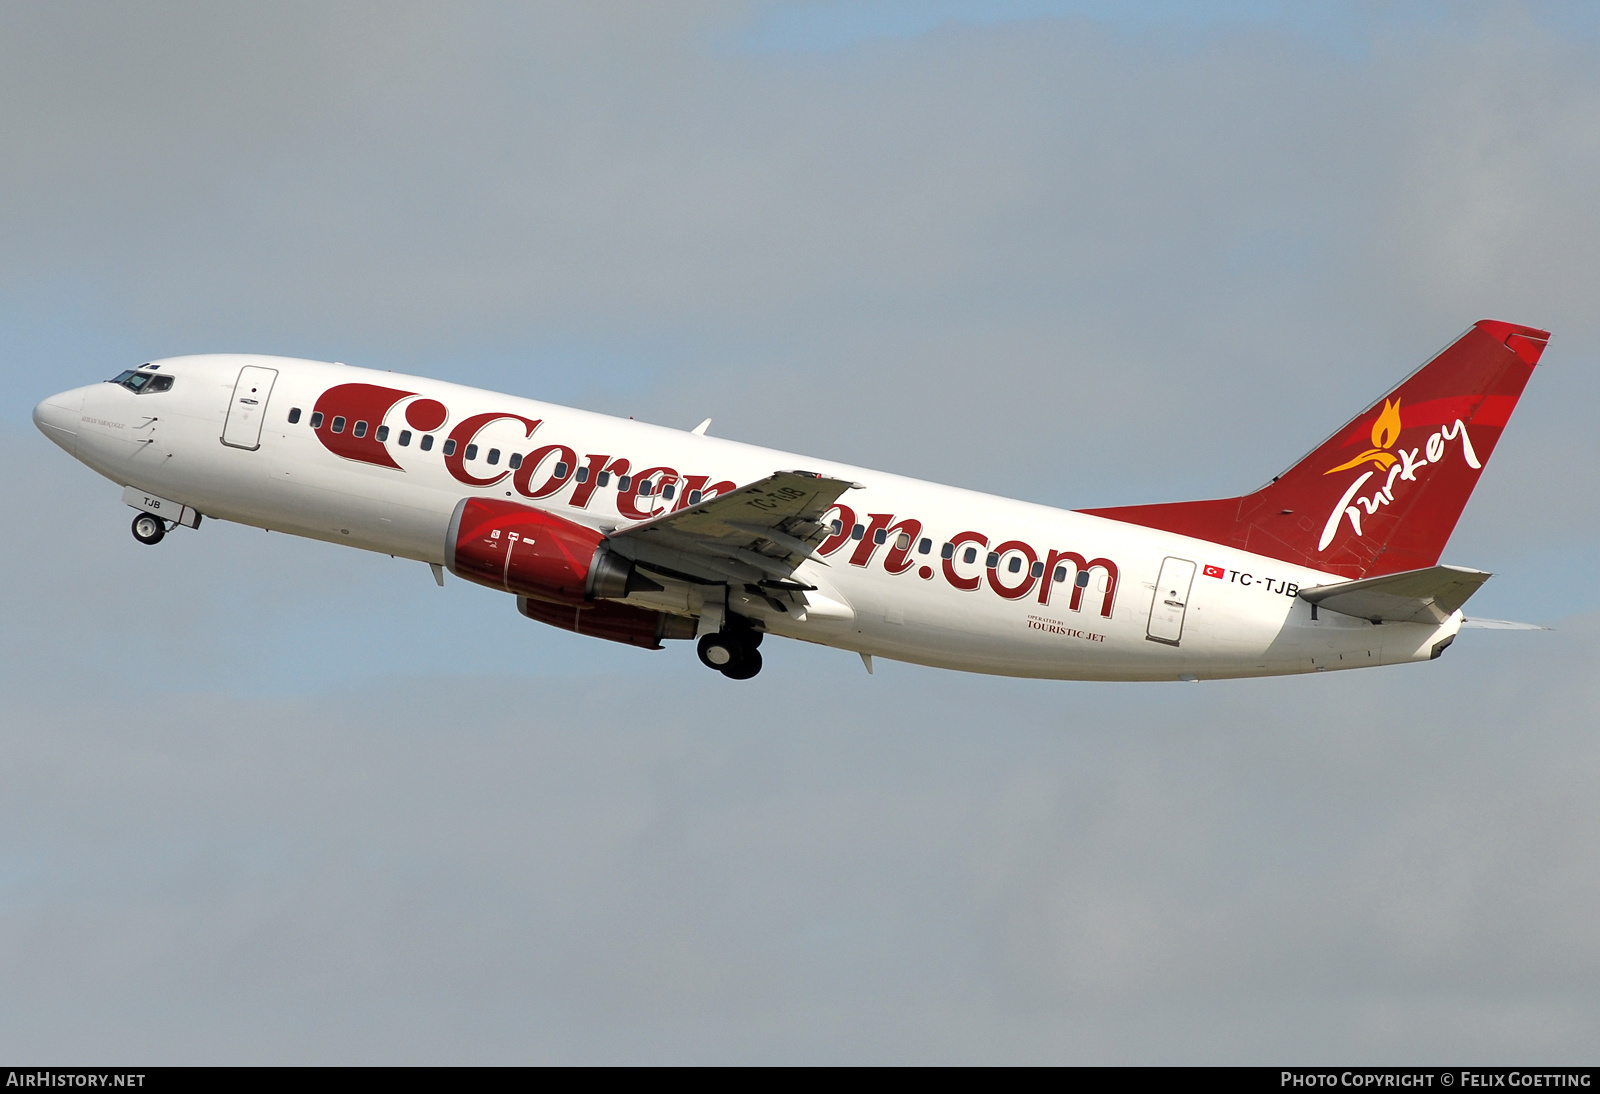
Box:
963, 547, 978, 564
1075, 570, 1091, 588
662, 484, 675, 500
508, 453, 522, 470
941, 543, 955, 560
420, 435, 433, 451
918, 538, 932, 555
830, 520, 843, 536
851, 524, 865, 541
596, 471, 610, 487
1054, 566, 1068, 582
873, 529, 887, 546
638, 480, 652, 496
331, 416, 346, 433
398, 430, 411, 446
376, 425, 389, 442
616, 475, 631, 491
1030, 561, 1044, 578
554, 461, 568, 477
442, 439, 457, 456
288, 408, 302, 424
352, 421, 367, 438
463, 443, 478, 460
687, 489, 703, 505
575, 466, 589, 483
486, 448, 500, 465
1007, 556, 1022, 573
309, 412, 324, 429
986, 552, 999, 568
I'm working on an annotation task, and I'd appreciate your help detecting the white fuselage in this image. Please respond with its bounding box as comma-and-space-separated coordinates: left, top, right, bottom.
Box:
34, 354, 1459, 680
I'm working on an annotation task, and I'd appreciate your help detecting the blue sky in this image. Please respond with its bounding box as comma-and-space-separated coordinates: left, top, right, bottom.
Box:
734, 1, 1600, 55
738, 0, 1368, 52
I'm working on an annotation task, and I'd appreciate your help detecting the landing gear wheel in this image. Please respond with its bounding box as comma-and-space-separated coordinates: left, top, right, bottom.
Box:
697, 630, 764, 679
721, 648, 762, 680
697, 633, 738, 670
131, 512, 166, 545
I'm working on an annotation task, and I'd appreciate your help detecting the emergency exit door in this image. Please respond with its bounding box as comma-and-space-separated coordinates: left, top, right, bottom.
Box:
1146, 557, 1197, 646
221, 365, 278, 451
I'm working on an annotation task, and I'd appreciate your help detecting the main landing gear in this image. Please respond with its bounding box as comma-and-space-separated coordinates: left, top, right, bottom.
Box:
697, 626, 763, 680
131, 512, 167, 545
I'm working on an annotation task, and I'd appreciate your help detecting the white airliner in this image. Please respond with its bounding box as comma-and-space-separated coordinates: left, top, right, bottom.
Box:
33, 320, 1547, 680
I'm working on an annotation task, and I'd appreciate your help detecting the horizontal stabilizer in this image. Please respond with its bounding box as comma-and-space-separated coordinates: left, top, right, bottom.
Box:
1461, 617, 1549, 631
1298, 564, 1491, 625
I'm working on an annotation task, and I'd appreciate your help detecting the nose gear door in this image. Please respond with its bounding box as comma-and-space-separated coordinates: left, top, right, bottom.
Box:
221, 365, 278, 450
1146, 556, 1197, 646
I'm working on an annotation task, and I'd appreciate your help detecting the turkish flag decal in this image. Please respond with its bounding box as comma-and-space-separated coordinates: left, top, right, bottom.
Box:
1203, 564, 1225, 579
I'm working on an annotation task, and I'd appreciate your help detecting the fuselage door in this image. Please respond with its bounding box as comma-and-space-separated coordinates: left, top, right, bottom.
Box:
221, 365, 279, 451
1146, 556, 1197, 646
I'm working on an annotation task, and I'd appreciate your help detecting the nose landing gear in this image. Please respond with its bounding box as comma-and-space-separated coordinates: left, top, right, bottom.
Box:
131, 512, 167, 545
697, 626, 763, 680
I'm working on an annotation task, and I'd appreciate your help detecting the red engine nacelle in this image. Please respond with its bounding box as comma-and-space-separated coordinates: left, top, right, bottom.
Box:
447, 496, 634, 604
517, 595, 696, 650
447, 497, 694, 648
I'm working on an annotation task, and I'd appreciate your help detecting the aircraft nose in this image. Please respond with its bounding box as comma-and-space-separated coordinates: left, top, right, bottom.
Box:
34, 387, 85, 457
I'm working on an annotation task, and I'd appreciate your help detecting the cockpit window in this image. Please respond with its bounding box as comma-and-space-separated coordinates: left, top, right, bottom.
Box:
107, 370, 173, 393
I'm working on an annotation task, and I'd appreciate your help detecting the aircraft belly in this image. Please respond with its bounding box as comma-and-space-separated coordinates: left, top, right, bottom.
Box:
262, 477, 448, 557
809, 551, 1450, 681
823, 568, 1153, 680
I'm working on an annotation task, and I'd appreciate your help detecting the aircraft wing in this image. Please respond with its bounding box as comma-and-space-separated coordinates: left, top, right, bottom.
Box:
605, 470, 857, 586
1297, 564, 1491, 625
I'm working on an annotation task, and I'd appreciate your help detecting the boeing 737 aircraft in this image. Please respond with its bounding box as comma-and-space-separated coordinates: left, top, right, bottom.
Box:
33, 320, 1546, 680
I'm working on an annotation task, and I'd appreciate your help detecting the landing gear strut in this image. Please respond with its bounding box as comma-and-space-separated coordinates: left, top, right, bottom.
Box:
697, 626, 763, 680
131, 512, 167, 545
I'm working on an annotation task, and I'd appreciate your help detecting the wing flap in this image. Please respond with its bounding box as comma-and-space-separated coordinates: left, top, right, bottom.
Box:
1297, 564, 1491, 625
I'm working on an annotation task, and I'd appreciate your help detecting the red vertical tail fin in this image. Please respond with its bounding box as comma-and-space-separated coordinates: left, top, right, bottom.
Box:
1080, 320, 1548, 579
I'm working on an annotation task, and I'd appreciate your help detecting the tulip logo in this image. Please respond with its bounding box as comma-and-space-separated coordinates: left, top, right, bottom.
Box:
1324, 398, 1403, 476
1316, 397, 1482, 552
